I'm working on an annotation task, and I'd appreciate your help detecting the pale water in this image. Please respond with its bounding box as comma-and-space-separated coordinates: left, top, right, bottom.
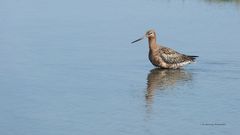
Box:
0, 0, 240, 135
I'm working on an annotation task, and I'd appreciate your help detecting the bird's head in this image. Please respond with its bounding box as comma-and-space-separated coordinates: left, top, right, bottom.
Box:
131, 29, 156, 44
145, 29, 156, 38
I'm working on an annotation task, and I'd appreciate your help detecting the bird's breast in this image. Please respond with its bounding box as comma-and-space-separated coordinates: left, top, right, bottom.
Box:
148, 50, 169, 68
148, 50, 161, 67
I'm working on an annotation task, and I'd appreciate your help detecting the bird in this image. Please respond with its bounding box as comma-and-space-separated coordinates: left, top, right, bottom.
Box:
131, 29, 198, 69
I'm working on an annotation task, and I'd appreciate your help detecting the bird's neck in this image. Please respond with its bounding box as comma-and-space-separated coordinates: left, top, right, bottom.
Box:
148, 37, 158, 51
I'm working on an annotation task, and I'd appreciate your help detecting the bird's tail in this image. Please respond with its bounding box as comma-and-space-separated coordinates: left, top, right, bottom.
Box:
188, 55, 199, 62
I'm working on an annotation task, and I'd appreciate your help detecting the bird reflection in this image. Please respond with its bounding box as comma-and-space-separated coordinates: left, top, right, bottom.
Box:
145, 68, 192, 112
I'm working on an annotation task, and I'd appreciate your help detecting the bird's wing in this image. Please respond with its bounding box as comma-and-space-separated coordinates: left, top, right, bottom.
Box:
159, 47, 193, 64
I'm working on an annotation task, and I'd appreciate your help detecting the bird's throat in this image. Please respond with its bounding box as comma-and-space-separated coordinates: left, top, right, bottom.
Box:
148, 37, 158, 51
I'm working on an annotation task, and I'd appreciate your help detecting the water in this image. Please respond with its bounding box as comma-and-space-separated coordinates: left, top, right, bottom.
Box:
0, 0, 240, 135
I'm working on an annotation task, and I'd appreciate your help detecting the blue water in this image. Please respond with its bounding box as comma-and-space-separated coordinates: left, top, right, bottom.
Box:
0, 0, 240, 135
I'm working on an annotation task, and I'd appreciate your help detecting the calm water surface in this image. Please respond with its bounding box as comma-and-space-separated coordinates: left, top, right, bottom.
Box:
0, 0, 240, 135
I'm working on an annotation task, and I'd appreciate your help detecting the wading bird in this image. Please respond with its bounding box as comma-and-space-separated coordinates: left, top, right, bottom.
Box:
131, 29, 198, 69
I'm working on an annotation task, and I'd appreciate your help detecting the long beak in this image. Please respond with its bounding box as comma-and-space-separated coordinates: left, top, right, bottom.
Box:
131, 36, 145, 44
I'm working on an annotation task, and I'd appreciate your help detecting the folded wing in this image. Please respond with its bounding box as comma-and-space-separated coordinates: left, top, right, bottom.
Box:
160, 47, 197, 65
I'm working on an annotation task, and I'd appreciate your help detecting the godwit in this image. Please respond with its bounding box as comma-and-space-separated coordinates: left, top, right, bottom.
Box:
131, 29, 198, 69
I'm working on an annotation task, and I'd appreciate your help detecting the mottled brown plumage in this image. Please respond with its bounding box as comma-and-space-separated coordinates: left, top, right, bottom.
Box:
132, 29, 198, 69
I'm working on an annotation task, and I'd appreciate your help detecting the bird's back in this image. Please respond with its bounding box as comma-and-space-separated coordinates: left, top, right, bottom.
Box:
149, 45, 198, 69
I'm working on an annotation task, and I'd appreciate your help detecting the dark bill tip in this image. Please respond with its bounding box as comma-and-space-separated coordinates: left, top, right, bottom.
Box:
131, 37, 144, 44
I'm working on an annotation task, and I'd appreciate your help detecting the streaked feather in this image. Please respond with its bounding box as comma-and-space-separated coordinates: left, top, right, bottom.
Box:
159, 47, 196, 65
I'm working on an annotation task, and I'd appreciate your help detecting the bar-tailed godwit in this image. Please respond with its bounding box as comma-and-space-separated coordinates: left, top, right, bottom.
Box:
131, 29, 198, 69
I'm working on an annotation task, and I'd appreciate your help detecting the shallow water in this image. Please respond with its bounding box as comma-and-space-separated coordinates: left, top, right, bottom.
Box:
0, 0, 240, 135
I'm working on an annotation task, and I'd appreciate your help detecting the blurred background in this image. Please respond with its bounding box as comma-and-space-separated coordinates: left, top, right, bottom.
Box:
0, 0, 240, 135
